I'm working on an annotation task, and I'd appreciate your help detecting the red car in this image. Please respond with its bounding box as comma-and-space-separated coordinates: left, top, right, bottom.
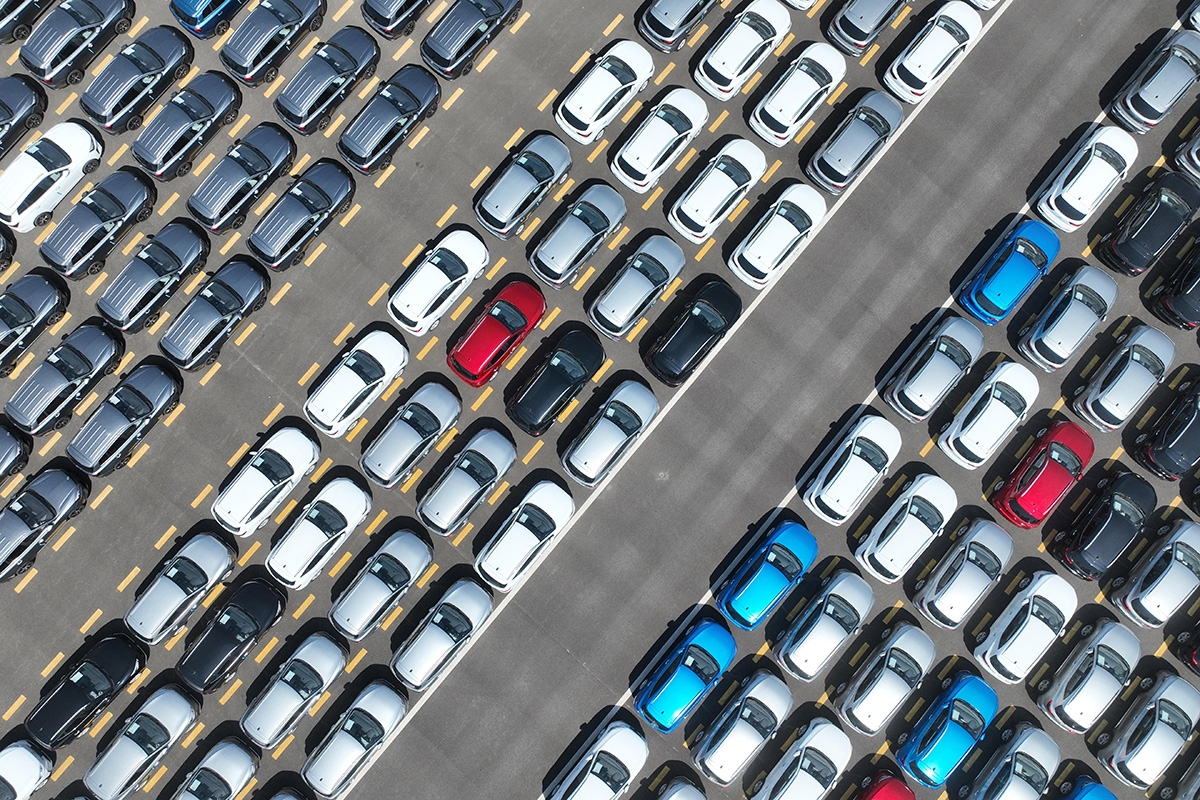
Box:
991, 419, 1094, 529
857, 772, 915, 800
447, 278, 546, 387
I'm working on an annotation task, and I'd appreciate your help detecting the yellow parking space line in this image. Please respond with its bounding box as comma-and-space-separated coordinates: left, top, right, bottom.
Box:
253, 637, 277, 663
254, 192, 277, 216
487, 481, 508, 505
486, 255, 507, 280
1148, 154, 1168, 178
504, 127, 525, 149
588, 139, 608, 163
827, 82, 848, 106
661, 276, 682, 301
417, 337, 439, 360
401, 469, 423, 493
42, 652, 66, 678
437, 204, 457, 227
729, 198, 750, 222
603, 225, 630, 252
91, 53, 113, 76
154, 526, 178, 550
237, 542, 260, 567
1, 696, 24, 722
1115, 195, 1134, 217
107, 143, 129, 166
426, 0, 447, 21
475, 48, 498, 72
13, 567, 36, 593
522, 440, 544, 465
676, 147, 697, 173
127, 442, 150, 468
218, 231, 241, 255
519, 217, 541, 240
234, 322, 256, 346
118, 566, 140, 593
198, 361, 221, 386
472, 386, 492, 411
1156, 638, 1172, 657
322, 114, 346, 138
381, 604, 405, 630
451, 523, 474, 547
264, 74, 285, 98
4, 51, 15, 67
435, 428, 456, 452
891, 4, 911, 27
589, 358, 615, 386
345, 647, 368, 672
538, 89, 557, 112
8, 351, 37, 381
329, 551, 354, 578
471, 165, 492, 188
510, 9, 529, 31
774, 31, 794, 56
80, 608, 104, 634
557, 398, 579, 423
191, 484, 214, 509
695, 238, 716, 261
642, 186, 664, 210
365, 509, 388, 534
345, 417, 369, 442
708, 109, 729, 133
554, 179, 575, 202
603, 12, 623, 35
0, 475, 19, 498
442, 86, 463, 110
505, 346, 527, 371
1183, 117, 1200, 139
404, 243, 425, 266
272, 735, 294, 760
449, 296, 473, 322
34, 221, 56, 245
807, 0, 828, 16
304, 242, 326, 266
1082, 234, 1101, 258
193, 152, 217, 177
407, 125, 430, 148
356, 75, 380, 101
37, 431, 61, 457
89, 485, 112, 510
180, 723, 204, 748
339, 203, 362, 226
742, 71, 763, 94
626, 317, 649, 342
311, 457, 333, 482
622, 100, 643, 123
162, 626, 187, 652
368, 282, 390, 307
55, 92, 77, 116
762, 159, 782, 183
540, 306, 561, 330
382, 375, 404, 401
74, 391, 99, 417
416, 562, 439, 588
333, 321, 355, 345
654, 61, 675, 85
83, 270, 108, 296
218, 679, 243, 705
570, 51, 591, 74
50, 756, 74, 782
298, 35, 320, 59
227, 113, 251, 138
273, 500, 298, 525
50, 525, 74, 552
332, 0, 353, 19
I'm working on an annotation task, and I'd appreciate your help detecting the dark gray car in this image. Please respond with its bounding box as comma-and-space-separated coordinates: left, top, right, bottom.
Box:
0, 75, 46, 158
248, 157, 355, 268
0, 418, 30, 477
40, 167, 157, 279
637, 0, 718, 52
218, 0, 326, 86
80, 26, 194, 133
806, 89, 903, 194
827, 0, 907, 55
0, 0, 58, 43
274, 25, 379, 135
132, 71, 242, 180
19, 0, 134, 88
0, 271, 68, 376
587, 233, 685, 339
96, 218, 210, 332
361, 0, 427, 39
474, 132, 571, 239
0, 466, 88, 581
66, 361, 182, 475
337, 63, 439, 174
6, 320, 123, 435
158, 256, 269, 370
419, 0, 521, 79
187, 122, 295, 233
530, 182, 626, 287
643, 277, 742, 387
506, 328, 605, 436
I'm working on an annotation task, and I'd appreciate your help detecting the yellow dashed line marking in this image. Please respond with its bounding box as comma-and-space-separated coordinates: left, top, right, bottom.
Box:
687, 24, 709, 48
603, 12, 623, 35
486, 255, 507, 280
79, 608, 103, 634
442, 87, 463, 110
237, 541, 260, 567
311, 457, 333, 482
89, 485, 112, 509
891, 4, 911, 27
181, 723, 205, 748
510, 9, 529, 31
118, 566, 141, 592
365, 509, 388, 534
345, 647, 368, 672
55, 92, 77, 116
198, 361, 221, 386
407, 125, 430, 148
654, 61, 675, 85
13, 568, 37, 593
471, 166, 491, 188
392, 39, 412, 61
554, 179, 575, 202
472, 386, 493, 411
155, 526, 177, 550
437, 205, 457, 227
626, 317, 649, 342
401, 469, 423, 493
417, 336, 439, 361
1, 696, 24, 721
695, 238, 716, 261
234, 322, 256, 346
37, 431, 61, 457
538, 89, 557, 112
218, 678, 243, 705
340, 203, 362, 226
50, 755, 74, 781
475, 48, 497, 72
426, 0, 447, 21
570, 51, 591, 74
504, 127, 525, 149
219, 231, 241, 255
191, 484, 213, 508
451, 522, 473, 546
228, 113, 251, 138
381, 604, 405, 630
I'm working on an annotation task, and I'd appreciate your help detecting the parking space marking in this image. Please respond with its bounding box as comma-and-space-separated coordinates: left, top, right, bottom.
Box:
312, 458, 333, 482
8, 351, 36, 381
218, 678, 243, 705
806, 0, 827, 16
364, 509, 388, 535
1, 696, 23, 722
425, 0, 447, 20
827, 83, 849, 108
520, 441, 545, 466
382, 375, 404, 402
1149, 154, 1168, 178
437, 205, 457, 227
345, 647, 369, 672
263, 74, 286, 98
235, 542, 261, 569
626, 318, 649, 342
218, 232, 241, 255
891, 4, 912, 27
333, 321, 355, 345
0, 260, 18, 285
271, 735, 294, 760
322, 114, 346, 139
74, 391, 99, 417
606, 225, 630, 251
483, 256, 507, 281
742, 71, 763, 94
41, 652, 65, 678
50, 756, 73, 782
476, 48, 498, 72
505, 127, 526, 149
49, 526, 74, 553
401, 469, 423, 493
12, 568, 35, 593
510, 9, 530, 31
90, 485, 112, 510
441, 87, 465, 113
695, 238, 716, 261
676, 147, 697, 172
91, 53, 113, 76
686, 23, 709, 48
539, 306, 561, 330
761, 159, 783, 184
291, 153, 312, 176
234, 322, 256, 346
537, 89, 558, 113
275, 499, 297, 525
254, 636, 279, 664
506, 346, 528, 371
729, 198, 750, 222
191, 484, 213, 509
0, 476, 19, 499
451, 523, 473, 546
82, 268, 108, 295
154, 526, 178, 551
33, 222, 56, 246
773, 32, 795, 57
654, 62, 675, 85
80, 608, 103, 634
224, 113, 252, 141
470, 166, 493, 191
1114, 194, 1134, 217
553, 179, 575, 203
345, 417, 369, 443
1082, 234, 1101, 258
164, 627, 188, 651
436, 429, 457, 454
381, 604, 405, 631
199, 361, 221, 386
602, 12, 623, 35
105, 143, 130, 168
641, 186, 664, 211
192, 153, 218, 179
488, 482, 508, 505
340, 203, 362, 226
417, 337, 439, 361
472, 387, 493, 411
332, 0, 353, 18
55, 92, 77, 116
556, 398, 580, 424
520, 217, 541, 240
181, 722, 205, 748
228, 443, 251, 468
408, 125, 430, 148
3, 51, 14, 66
117, 566, 140, 593
1109, 445, 1125, 463
162, 403, 185, 427
585, 138, 609, 164
590, 359, 613, 386
36, 432, 60, 457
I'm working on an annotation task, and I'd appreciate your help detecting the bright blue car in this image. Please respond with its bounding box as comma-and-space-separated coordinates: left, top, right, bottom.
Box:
959, 220, 1060, 326
717, 520, 819, 630
170, 0, 252, 37
897, 671, 998, 788
1062, 778, 1117, 800
634, 619, 737, 734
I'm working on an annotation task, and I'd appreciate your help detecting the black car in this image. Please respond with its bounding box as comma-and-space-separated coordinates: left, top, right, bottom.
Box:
96, 218, 209, 331
0, 270, 68, 376
25, 634, 144, 750
158, 255, 268, 370
0, 226, 12, 271
0, 466, 87, 580
176, 577, 284, 694
274, 25, 378, 135
506, 328, 605, 437
1097, 170, 1200, 275
219, 0, 326, 86
1152, 246, 1200, 329
1137, 379, 1200, 480
132, 71, 242, 180
80, 26, 193, 133
636, 0, 717, 52
66, 360, 181, 475
19, 0, 134, 88
0, 0, 58, 43
40, 166, 156, 279
361, 0, 427, 39
0, 417, 30, 476
337, 63, 438, 174
247, 157, 354, 268
1053, 470, 1157, 581
187, 121, 295, 233
419, 0, 521, 79
643, 278, 742, 386
0, 74, 46, 158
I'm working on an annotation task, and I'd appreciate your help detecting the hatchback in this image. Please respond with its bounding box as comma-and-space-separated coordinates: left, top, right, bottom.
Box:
265, 476, 371, 588
530, 182, 626, 287
693, 669, 792, 786
187, 121, 296, 233
1099, 672, 1200, 789
390, 577, 492, 690
41, 166, 156, 279
958, 219, 1059, 325
804, 413, 902, 526
827, 0, 906, 55
885, 315, 983, 422
275, 26, 379, 135
0, 121, 102, 233
728, 182, 827, 288
417, 427, 515, 536
1136, 379, 1200, 480
304, 329, 408, 438
248, 157, 355, 268
240, 632, 346, 748
474, 479, 574, 591
1037, 126, 1137, 232
167, 738, 256, 800
447, 278, 545, 386
338, 63, 439, 173
387, 228, 489, 335
834, 623, 935, 736
669, 138, 766, 244
0, 466, 87, 580
419, 0, 521, 79
474, 132, 571, 239
914, 518, 1012, 630
358, 380, 459, 488
132, 71, 243, 180
328, 528, 430, 640
776, 569, 873, 681
588, 234, 684, 338
506, 328, 605, 435
1036, 618, 1140, 734
750, 42, 845, 147
856, 473, 957, 585
1096, 170, 1200, 275
1111, 518, 1200, 628
1017, 264, 1117, 371
80, 26, 194, 133
610, 87, 708, 193
716, 518, 818, 630
936, 360, 1038, 469
302, 680, 405, 799
176, 577, 285, 693
693, 0, 790, 100
644, 278, 742, 386
66, 361, 182, 475
968, 724, 1060, 800
634, 617, 736, 733
755, 716, 851, 800
0, 743, 50, 800
897, 671, 998, 788
883, 1, 980, 103
992, 419, 1093, 529
562, 378, 658, 486
361, 0, 427, 38
806, 90, 903, 194
1111, 29, 1200, 133
0, 271, 67, 377
219, 0, 325, 86
158, 255, 269, 370
555, 39, 654, 145
1074, 324, 1174, 431
636, 0, 717, 52
19, 0, 133, 87
210, 425, 319, 535
973, 570, 1077, 684
170, 0, 249, 37
123, 531, 235, 644
549, 720, 648, 800
96, 218, 210, 331
1054, 470, 1155, 581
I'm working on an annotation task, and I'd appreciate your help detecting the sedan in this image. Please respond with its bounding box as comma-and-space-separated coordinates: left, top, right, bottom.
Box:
66, 361, 182, 476
1018, 264, 1118, 371
973, 570, 1077, 684
387, 229, 489, 336
338, 64, 439, 173
83, 685, 199, 800
1037, 618, 1140, 734
530, 182, 626, 287
475, 480, 574, 591
549, 720, 648, 800
304, 329, 408, 438
391, 577, 492, 690
266, 476, 371, 588
727, 182, 827, 289
0, 744, 49, 800
359, 380, 459, 488
958, 219, 1059, 325
1037, 126, 1137, 232
361, 0, 429, 38
1151, 244, 1200, 328
176, 577, 285, 694
856, 473, 957, 585
218, 0, 325, 86
588, 234, 684, 338
328, 529, 431, 640
644, 278, 742, 386
0, 271, 67, 377
1111, 518, 1200, 628
834, 623, 936, 736
636, 0, 718, 52
123, 532, 235, 644
1097, 170, 1200, 275
417, 427, 515, 536
776, 569, 874, 681
716, 518, 818, 631
170, 0, 249, 37
914, 518, 1012, 630
936, 360, 1038, 469
211, 425, 319, 535
883, 1, 980, 103
131, 71, 242, 180
750, 42, 845, 146
562, 378, 658, 487
419, 0, 521, 79
755, 717, 851, 800
248, 157, 355, 268
241, 632, 347, 748
0, 121, 102, 232
25, 633, 144, 750
158, 255, 269, 370
1136, 379, 1200, 480
187, 121, 296, 233
693, 0, 790, 100
897, 671, 998, 788
693, 669, 792, 786
992, 419, 1093, 529
555, 39, 654, 145
885, 315, 983, 422
1099, 672, 1200, 789
1054, 470, 1156, 581
6, 321, 122, 435
668, 138, 766, 244
275, 26, 379, 135
804, 414, 902, 526
827, 0, 907, 55
447, 278, 545, 386
80, 26, 194, 133
1074, 324, 1174, 431
806, 90, 903, 194
474, 132, 571, 239
19, 0, 133, 87
167, 738, 256, 800
507, 329, 605, 435
1110, 29, 1200, 133
610, 87, 708, 194
969, 724, 1060, 800
302, 680, 406, 799
40, 167, 155, 279
0, 466, 87, 580
96, 218, 210, 332
634, 618, 736, 733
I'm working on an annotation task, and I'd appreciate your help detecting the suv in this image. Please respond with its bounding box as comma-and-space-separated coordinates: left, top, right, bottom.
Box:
1096, 170, 1200, 275
79, 26, 194, 132
19, 0, 133, 87
1111, 29, 1200, 133
247, 158, 355, 268
274, 25, 379, 135
187, 121, 296, 233
219, 0, 326, 86
40, 167, 156, 279
419, 0, 521, 79
131, 71, 243, 180
158, 256, 269, 369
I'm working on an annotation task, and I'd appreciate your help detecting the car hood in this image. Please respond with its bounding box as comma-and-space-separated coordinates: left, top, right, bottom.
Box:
645, 667, 704, 729
190, 158, 254, 221
1124, 725, 1181, 784
27, 680, 99, 745
162, 299, 224, 361
395, 625, 454, 685
1142, 562, 1199, 622
916, 721, 974, 785
980, 256, 1040, 313
564, 66, 624, 123
87, 735, 151, 796
536, 215, 594, 277
423, 468, 479, 528
1060, 668, 1121, 727
332, 574, 393, 634
1042, 300, 1097, 358
454, 314, 513, 377
569, 417, 624, 477
271, 518, 333, 579
596, 269, 654, 329
98, 258, 164, 322
1016, 459, 1074, 519
307, 730, 365, 796
212, 467, 273, 527
904, 351, 962, 412
69, 403, 134, 467
903, 25, 960, 83
481, 166, 538, 225
822, 457, 878, 516
0, 155, 54, 217
1095, 362, 1155, 422
703, 719, 762, 781
729, 563, 789, 627
788, 614, 845, 674
125, 577, 190, 639
479, 524, 540, 585
426, 1, 486, 59
278, 57, 340, 117
851, 670, 910, 731
252, 195, 312, 256
678, 169, 739, 226
392, 260, 451, 322
742, 212, 803, 273
308, 367, 368, 428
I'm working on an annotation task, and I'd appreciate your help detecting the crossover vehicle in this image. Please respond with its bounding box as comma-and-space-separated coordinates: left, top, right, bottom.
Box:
1136, 379, 1200, 480
132, 71, 243, 180
66, 361, 182, 475
123, 531, 235, 644
390, 577, 493, 690
1073, 323, 1174, 431
248, 157, 355, 268
644, 277, 742, 386
0, 271, 67, 377
806, 90, 903, 194
358, 380, 459, 488
176, 577, 285, 693
158, 255, 269, 370
692, 669, 792, 786
897, 671, 997, 788
634, 617, 736, 733
80, 26, 194, 132
474, 479, 574, 591
530, 182, 626, 286
717, 519, 818, 631
475, 132, 571, 239
20, 0, 134, 87
1096, 170, 1200, 275
1111, 518, 1200, 628
855, 472, 957, 584
187, 121, 296, 233
750, 42, 845, 146
973, 570, 1077, 684
170, 0, 250, 37
610, 87, 707, 193
1099, 671, 1200, 789
265, 476, 371, 588
210, 425, 319, 535
1017, 264, 1118, 371
755, 716, 851, 800
991, 419, 1093, 529
588, 233, 684, 338
1036, 125, 1137, 232
727, 182, 827, 288
506, 328, 605, 435
417, 427, 515, 536
1110, 29, 1200, 133
167, 738, 256, 800
1152, 244, 1200, 328
41, 167, 156, 279
447, 278, 545, 386
692, 0, 790, 100
304, 328, 408, 437
338, 63, 439, 173
0, 121, 102, 232
958, 219, 1059, 325
0, 420, 30, 477
555, 39, 654, 145
1036, 618, 1140, 734
328, 529, 431, 640
834, 623, 936, 736
884, 315, 983, 423
1054, 470, 1156, 581
549, 720, 648, 800
96, 218, 210, 331
218, 0, 326, 86
240, 632, 346, 748
827, 0, 907, 55
636, 0, 717, 52
804, 413, 901, 526
302, 680, 405, 799
361, 0, 428, 38
387, 228, 489, 335
275, 25, 379, 135
936, 360, 1038, 469
776, 569, 874, 681
419, 0, 522, 79
883, 0, 980, 103
668, 137, 765, 244
914, 518, 1012, 630
562, 378, 658, 486
969, 724, 1060, 800
0, 0, 57, 43
0, 466, 88, 580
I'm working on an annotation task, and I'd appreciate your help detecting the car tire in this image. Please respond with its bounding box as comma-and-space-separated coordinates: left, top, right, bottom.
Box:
1140, 676, 1155, 690
114, 16, 131, 33
914, 578, 926, 593
1001, 727, 1013, 742
1110, 575, 1126, 589
1177, 629, 1192, 645
176, 161, 192, 179
66, 69, 84, 85
1036, 427, 1048, 437
231, 214, 246, 230
53, 415, 69, 430
251, 296, 266, 312
337, 197, 352, 215
173, 63, 190, 81
751, 779, 764, 796
1160, 523, 1174, 537
402, 19, 416, 35
317, 116, 331, 132
1097, 477, 1109, 489
263, 66, 279, 83
203, 352, 218, 367
12, 24, 30, 39
1059, 781, 1074, 796
974, 630, 987, 644
941, 676, 953, 690
141, 312, 159, 331
1018, 575, 1031, 590
1095, 731, 1112, 746
1036, 677, 1051, 693
83, 158, 99, 174
87, 260, 104, 276
125, 115, 142, 132
309, 14, 323, 30
0, 364, 12, 379
223, 108, 239, 125
1079, 623, 1094, 638
835, 681, 847, 695
1053, 529, 1067, 543
24, 112, 41, 129
957, 784, 971, 799
895, 732, 909, 746
1135, 432, 1149, 444
363, 63, 375, 80
136, 206, 152, 223
7, 458, 26, 476
104, 357, 119, 375
214, 20, 229, 35
33, 210, 52, 227
860, 776, 874, 789
68, 503, 82, 518
459, 60, 473, 78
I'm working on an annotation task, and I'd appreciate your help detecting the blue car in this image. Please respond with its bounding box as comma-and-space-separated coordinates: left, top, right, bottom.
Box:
1062, 778, 1116, 800
170, 0, 251, 37
717, 520, 819, 630
897, 671, 998, 788
958, 220, 1060, 326
634, 619, 737, 734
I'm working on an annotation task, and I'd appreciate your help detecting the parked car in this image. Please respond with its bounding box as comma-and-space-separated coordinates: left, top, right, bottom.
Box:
968, 724, 1060, 800
1073, 324, 1174, 431
644, 278, 742, 386
474, 133, 571, 239
716, 518, 818, 630
914, 518, 1012, 630
0, 75, 45, 159
855, 772, 916, 800
669, 138, 765, 244
0, 742, 50, 800
0, 271, 67, 377
693, 669, 792, 786
123, 532, 235, 644
328, 529, 431, 640
166, 738, 256, 800
1110, 29, 1200, 133
856, 473, 957, 584
1036, 618, 1140, 734
776, 569, 874, 681
588, 234, 684, 338
265, 476, 371, 588
506, 328, 605, 435
419, 0, 522, 79
883, 1, 980, 103
1054, 470, 1156, 581
750, 42, 845, 147
1111, 518, 1200, 628
835, 623, 935, 737
549, 720, 648, 800
241, 632, 346, 748
390, 577, 492, 690
0, 0, 56, 43
827, 0, 907, 55
530, 183, 626, 287
555, 39, 654, 145
302, 680, 405, 799
1152, 244, 1200, 328
219, 0, 326, 86
1098, 671, 1200, 789
936, 360, 1038, 469
610, 87, 708, 194
1017, 264, 1118, 371
0, 419, 30, 477
0, 466, 88, 581
416, 427, 515, 536
338, 64, 439, 174
187, 121, 296, 234
634, 617, 736, 733
358, 380, 459, 488
636, 0, 718, 52
304, 329, 407, 437
973, 570, 1077, 684
806, 90, 903, 194
275, 26, 379, 135
755, 717, 851, 800
248, 158, 355, 269
210, 425, 319, 535
158, 255, 269, 370
991, 419, 1094, 529
131, 71, 242, 180
176, 577, 285, 694
387, 229, 489, 336
1136, 379, 1200, 480
96, 218, 210, 331
1096, 170, 1200, 275
562, 378, 658, 486
896, 671, 998, 788
728, 182, 827, 289
40, 167, 156, 279
19, 0, 134, 88
361, 0, 428, 38
693, 0, 790, 100
958, 219, 1060, 325
804, 414, 902, 526
0, 121, 102, 233
885, 316, 983, 422
474, 480, 574, 591
1036, 126, 1137, 232
657, 778, 706, 800
447, 278, 545, 386
80, 26, 194, 133
170, 0, 250, 37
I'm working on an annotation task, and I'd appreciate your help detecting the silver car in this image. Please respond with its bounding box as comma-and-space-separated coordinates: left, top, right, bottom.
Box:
549, 720, 649, 800
588, 234, 685, 339
359, 381, 460, 488
693, 669, 792, 786
211, 426, 320, 536
562, 379, 659, 487
241, 632, 347, 749
967, 723, 1060, 800
806, 90, 903, 194
692, 0, 790, 100
168, 738, 256, 800
1112, 518, 1200, 628
1074, 324, 1174, 431
387, 229, 489, 336
329, 529, 432, 641
914, 518, 1012, 630
834, 623, 935, 736
973, 570, 1078, 685
302, 680, 407, 800
855, 473, 957, 585
803, 413, 902, 526
883, 0, 981, 103
531, 182, 627, 286
475, 480, 575, 592
554, 39, 655, 145
728, 182, 827, 289
390, 577, 492, 691
1018, 264, 1118, 372
304, 329, 408, 438
755, 716, 852, 800
266, 476, 372, 589
884, 315, 984, 422
1111, 29, 1200, 133
84, 685, 199, 800
123, 532, 235, 644
668, 137, 767, 245
777, 569, 874, 681
0, 741, 50, 800
827, 0, 907, 55
750, 42, 846, 147
417, 427, 515, 536
474, 132, 572, 239
1099, 671, 1200, 789
610, 87, 708, 194
937, 360, 1039, 470
0, 466, 88, 582
1036, 618, 1140, 734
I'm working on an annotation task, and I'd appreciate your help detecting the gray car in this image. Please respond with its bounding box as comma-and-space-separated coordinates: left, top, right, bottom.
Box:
530, 183, 627, 287
360, 381, 460, 488
248, 158, 356, 269
562, 379, 659, 487
123, 531, 235, 644
417, 427, 515, 536
827, 0, 907, 55
0, 419, 30, 478
218, 0, 326, 86
390, 577, 492, 690
6, 320, 123, 435
776, 569, 874, 681
274, 26, 379, 135
337, 63, 439, 174
0, 271, 67, 377
168, 738, 257, 800
96, 219, 210, 332
241, 632, 347, 749
913, 518, 1012, 630
833, 623, 935, 736
474, 132, 572, 239
0, 466, 88, 581
1017, 264, 1118, 372
80, 26, 194, 133
131, 71, 243, 180
418, 0, 521, 79
884, 315, 983, 423
40, 167, 156, 279
158, 256, 269, 370
329, 529, 432, 640
1036, 618, 1140, 734
636, 0, 718, 52
588, 234, 685, 339
187, 122, 296, 234
806, 90, 903, 195
1111, 29, 1200, 134
1074, 323, 1175, 431
302, 680, 406, 799
474, 480, 574, 591
19, 0, 134, 88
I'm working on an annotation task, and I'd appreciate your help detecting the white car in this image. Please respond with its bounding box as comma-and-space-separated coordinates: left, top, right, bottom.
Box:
610, 87, 708, 194
84, 686, 199, 800
1036, 125, 1138, 232
693, 669, 793, 786
668, 137, 766, 245
0, 122, 102, 232
265, 476, 372, 589
754, 717, 851, 800
123, 532, 236, 645
969, 724, 1060, 800
168, 738, 256, 800
390, 577, 493, 691
937, 360, 1039, 470
777, 569, 874, 681
241, 633, 347, 749
212, 427, 320, 536
883, 1, 981, 103
834, 623, 935, 736
329, 529, 432, 641
474, 480, 575, 592
387, 229, 489, 336
693, 0, 790, 100
0, 741, 51, 800
855, 473, 957, 584
727, 182, 827, 288
884, 315, 984, 423
549, 720, 649, 800
657, 778, 706, 800
750, 42, 845, 146
1017, 264, 1118, 372
1036, 618, 1140, 734
303, 680, 406, 800
555, 39, 655, 145
914, 518, 1012, 630
804, 414, 902, 526
1112, 519, 1200, 628
304, 329, 408, 438
1099, 672, 1200, 790
359, 381, 460, 489
973, 570, 1077, 685
1073, 323, 1174, 432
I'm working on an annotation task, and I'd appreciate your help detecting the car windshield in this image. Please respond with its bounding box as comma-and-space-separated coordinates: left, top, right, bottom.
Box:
600, 54, 637, 86
201, 280, 244, 315
631, 254, 668, 284
429, 249, 468, 281
251, 449, 293, 483
797, 56, 833, 87
81, 187, 125, 222
432, 603, 472, 642
229, 142, 271, 175
992, 382, 1027, 415
0, 779, 14, 800
798, 747, 837, 787
305, 500, 348, 536
26, 138, 70, 171
824, 594, 860, 633
950, 698, 985, 738
165, 556, 208, 594
689, 300, 728, 333
63, 0, 102, 26
886, 647, 923, 687
215, 605, 259, 642
280, 659, 323, 700
515, 151, 554, 183
775, 200, 813, 241
1174, 542, 1200, 581
263, 0, 302, 22
935, 335, 971, 369
291, 179, 332, 213
108, 384, 153, 422
855, 107, 890, 137
966, 541, 1002, 578
739, 696, 778, 738
1073, 284, 1108, 317
120, 41, 165, 73
369, 553, 410, 591
379, 82, 420, 118
1160, 698, 1194, 738
183, 769, 231, 800
589, 751, 630, 792
458, 453, 498, 486
346, 351, 386, 386
0, 294, 33, 330
517, 504, 556, 540
399, 403, 441, 438
549, 350, 588, 383
316, 42, 355, 73
125, 714, 170, 755
172, 89, 215, 121
1047, 442, 1084, 477
571, 201, 610, 235
7, 492, 53, 529
681, 643, 720, 682
1094, 643, 1131, 684
908, 496, 944, 532
1091, 142, 1126, 176
656, 103, 694, 136
48, 344, 94, 381
138, 240, 183, 277
1112, 492, 1146, 527
1130, 344, 1166, 380
1160, 188, 1195, 221
1013, 753, 1049, 794
766, 542, 804, 580
603, 400, 642, 436
342, 708, 385, 749
70, 660, 114, 700
713, 155, 752, 188
489, 299, 527, 333
1029, 595, 1065, 632
1013, 237, 1049, 268
851, 436, 888, 472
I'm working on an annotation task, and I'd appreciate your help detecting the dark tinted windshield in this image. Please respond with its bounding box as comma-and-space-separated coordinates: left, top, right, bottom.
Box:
369, 553, 411, 592
165, 556, 208, 593
489, 299, 527, 333
681, 643, 719, 682
215, 605, 259, 642
125, 713, 170, 755
431, 603, 472, 641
